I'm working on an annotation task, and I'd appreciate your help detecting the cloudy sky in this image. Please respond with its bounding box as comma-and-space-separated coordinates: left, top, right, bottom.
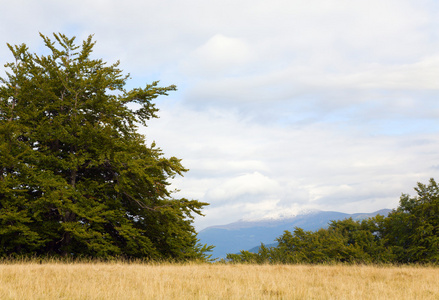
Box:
1, 0, 439, 230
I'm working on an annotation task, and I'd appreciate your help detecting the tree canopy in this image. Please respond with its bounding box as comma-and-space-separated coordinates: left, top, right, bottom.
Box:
0, 33, 211, 260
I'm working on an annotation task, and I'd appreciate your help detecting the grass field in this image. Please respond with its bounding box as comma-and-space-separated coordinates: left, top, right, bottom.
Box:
0, 262, 437, 299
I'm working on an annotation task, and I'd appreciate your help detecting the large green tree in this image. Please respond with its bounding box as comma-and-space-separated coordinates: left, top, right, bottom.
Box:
0, 33, 210, 260
382, 178, 439, 263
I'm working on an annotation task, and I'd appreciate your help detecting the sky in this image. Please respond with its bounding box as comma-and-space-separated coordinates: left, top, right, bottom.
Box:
1, 0, 439, 230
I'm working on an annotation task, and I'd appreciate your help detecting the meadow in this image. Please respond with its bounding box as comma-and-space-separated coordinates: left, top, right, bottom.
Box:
0, 262, 437, 299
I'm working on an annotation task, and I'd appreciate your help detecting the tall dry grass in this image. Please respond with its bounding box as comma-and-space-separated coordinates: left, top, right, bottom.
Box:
0, 261, 437, 299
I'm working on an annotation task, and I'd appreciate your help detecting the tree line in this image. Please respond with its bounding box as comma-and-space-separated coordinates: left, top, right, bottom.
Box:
227, 178, 439, 264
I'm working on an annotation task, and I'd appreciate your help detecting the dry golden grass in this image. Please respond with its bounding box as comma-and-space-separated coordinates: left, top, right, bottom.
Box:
0, 262, 437, 299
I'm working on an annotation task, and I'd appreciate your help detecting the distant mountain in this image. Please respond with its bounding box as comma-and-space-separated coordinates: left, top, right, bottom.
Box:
198, 209, 391, 259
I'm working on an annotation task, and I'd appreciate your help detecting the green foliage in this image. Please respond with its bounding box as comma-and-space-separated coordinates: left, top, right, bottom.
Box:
0, 33, 210, 260
227, 179, 438, 265
382, 178, 439, 263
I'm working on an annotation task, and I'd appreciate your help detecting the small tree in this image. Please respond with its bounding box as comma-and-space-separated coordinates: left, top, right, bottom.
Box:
0, 33, 210, 260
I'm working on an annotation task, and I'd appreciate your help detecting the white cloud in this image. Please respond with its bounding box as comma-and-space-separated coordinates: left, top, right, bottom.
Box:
326, 56, 439, 90
184, 34, 256, 77
205, 172, 280, 201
